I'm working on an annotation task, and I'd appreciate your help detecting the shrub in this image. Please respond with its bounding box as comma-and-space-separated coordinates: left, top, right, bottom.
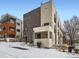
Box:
37, 42, 42, 48
74, 49, 79, 53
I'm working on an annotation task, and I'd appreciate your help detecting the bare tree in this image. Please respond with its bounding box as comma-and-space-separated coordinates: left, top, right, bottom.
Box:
61, 29, 67, 44
64, 16, 79, 45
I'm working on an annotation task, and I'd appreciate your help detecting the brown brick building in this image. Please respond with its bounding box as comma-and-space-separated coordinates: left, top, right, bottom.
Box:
23, 7, 41, 43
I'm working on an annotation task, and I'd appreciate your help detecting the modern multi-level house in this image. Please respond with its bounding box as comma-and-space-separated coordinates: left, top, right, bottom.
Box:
0, 14, 23, 42
24, 0, 63, 48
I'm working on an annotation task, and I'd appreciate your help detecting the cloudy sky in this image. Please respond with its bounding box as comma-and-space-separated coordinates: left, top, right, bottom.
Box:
0, 0, 79, 23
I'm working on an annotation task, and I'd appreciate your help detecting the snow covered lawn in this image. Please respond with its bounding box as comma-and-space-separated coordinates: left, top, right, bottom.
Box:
0, 42, 79, 58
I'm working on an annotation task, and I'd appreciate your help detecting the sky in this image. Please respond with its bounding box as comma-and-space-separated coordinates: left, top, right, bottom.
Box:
0, 0, 79, 23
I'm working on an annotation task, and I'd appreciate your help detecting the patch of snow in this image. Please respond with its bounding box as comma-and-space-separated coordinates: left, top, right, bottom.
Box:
0, 42, 79, 58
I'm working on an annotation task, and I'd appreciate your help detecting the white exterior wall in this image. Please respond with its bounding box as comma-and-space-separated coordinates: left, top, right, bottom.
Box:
41, 1, 52, 26
16, 19, 23, 41
41, 1, 56, 46
33, 26, 53, 48
33, 0, 63, 48
34, 39, 53, 48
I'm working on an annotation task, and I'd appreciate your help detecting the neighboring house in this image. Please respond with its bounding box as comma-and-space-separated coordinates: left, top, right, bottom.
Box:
23, 0, 63, 48
0, 13, 23, 42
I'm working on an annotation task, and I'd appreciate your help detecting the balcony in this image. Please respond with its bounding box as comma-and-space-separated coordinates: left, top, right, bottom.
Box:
33, 26, 53, 48
33, 25, 53, 32
0, 23, 16, 27
0, 30, 16, 35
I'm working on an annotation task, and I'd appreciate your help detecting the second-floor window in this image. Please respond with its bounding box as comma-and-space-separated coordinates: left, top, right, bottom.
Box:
44, 23, 49, 26
54, 14, 56, 23
54, 25, 56, 33
17, 23, 20, 25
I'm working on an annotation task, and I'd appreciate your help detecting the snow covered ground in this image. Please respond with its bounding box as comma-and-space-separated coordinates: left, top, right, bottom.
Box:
0, 42, 79, 58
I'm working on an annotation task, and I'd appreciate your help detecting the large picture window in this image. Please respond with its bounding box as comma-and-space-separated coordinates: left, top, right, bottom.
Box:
35, 31, 48, 39
35, 33, 41, 39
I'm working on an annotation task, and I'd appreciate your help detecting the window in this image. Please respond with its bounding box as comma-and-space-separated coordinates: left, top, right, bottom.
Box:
58, 22, 59, 27
35, 31, 48, 39
44, 23, 49, 26
55, 34, 57, 44
35, 33, 41, 39
17, 23, 20, 25
54, 25, 56, 33
41, 32, 48, 38
50, 32, 52, 39
58, 31, 59, 36
54, 14, 56, 23
17, 29, 20, 32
